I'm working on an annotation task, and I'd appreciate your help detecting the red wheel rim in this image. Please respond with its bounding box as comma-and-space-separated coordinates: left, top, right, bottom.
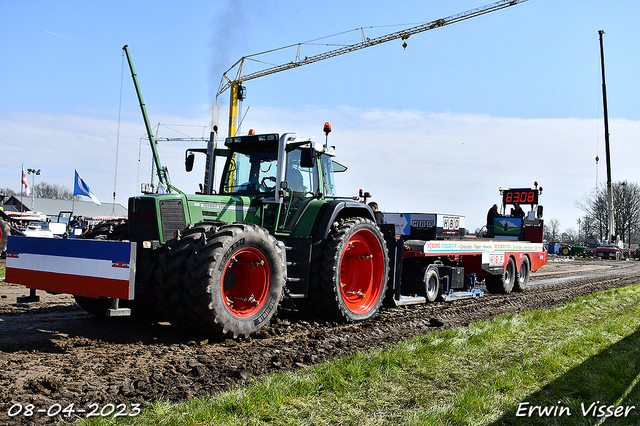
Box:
338, 229, 385, 315
222, 247, 270, 317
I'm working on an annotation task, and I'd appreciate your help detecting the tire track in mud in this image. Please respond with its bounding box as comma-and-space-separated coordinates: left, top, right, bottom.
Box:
1, 260, 639, 425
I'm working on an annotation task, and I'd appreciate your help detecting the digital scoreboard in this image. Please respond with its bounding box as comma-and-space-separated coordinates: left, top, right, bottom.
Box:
502, 188, 539, 205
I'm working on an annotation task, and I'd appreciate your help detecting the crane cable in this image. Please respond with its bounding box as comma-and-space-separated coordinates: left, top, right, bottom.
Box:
112, 50, 125, 217
217, 0, 530, 97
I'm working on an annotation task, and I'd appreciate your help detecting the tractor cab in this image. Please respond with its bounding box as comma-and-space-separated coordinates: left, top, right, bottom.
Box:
185, 131, 344, 236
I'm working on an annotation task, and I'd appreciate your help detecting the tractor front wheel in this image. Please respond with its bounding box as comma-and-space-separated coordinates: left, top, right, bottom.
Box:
319, 217, 389, 322
74, 296, 112, 317
183, 223, 285, 338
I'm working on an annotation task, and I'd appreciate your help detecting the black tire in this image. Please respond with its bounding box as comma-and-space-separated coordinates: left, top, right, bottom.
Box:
560, 247, 570, 256
0, 217, 9, 257
154, 222, 222, 326
82, 219, 129, 240
424, 266, 441, 303
513, 256, 530, 292
74, 295, 112, 317
317, 217, 389, 322
183, 223, 285, 338
485, 256, 516, 294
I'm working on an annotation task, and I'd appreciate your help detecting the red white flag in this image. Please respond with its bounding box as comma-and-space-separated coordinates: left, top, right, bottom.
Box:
22, 168, 29, 197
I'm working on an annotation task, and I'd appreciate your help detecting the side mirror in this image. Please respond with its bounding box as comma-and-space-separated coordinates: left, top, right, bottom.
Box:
537, 205, 543, 218
185, 151, 195, 172
299, 147, 316, 169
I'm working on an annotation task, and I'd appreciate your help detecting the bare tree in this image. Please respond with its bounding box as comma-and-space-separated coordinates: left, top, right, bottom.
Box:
544, 218, 562, 242
32, 182, 73, 200
613, 181, 640, 245
561, 228, 579, 244
577, 181, 640, 245
0, 187, 18, 197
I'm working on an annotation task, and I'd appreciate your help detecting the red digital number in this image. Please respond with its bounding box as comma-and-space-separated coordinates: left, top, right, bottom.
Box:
504, 190, 536, 204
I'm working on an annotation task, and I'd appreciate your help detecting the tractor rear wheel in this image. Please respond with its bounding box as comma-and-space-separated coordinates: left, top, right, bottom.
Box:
318, 217, 389, 322
485, 257, 516, 294
183, 223, 285, 338
513, 256, 530, 292
154, 222, 222, 326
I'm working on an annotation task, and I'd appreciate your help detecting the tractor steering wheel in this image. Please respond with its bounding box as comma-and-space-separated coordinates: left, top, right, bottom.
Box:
261, 176, 277, 189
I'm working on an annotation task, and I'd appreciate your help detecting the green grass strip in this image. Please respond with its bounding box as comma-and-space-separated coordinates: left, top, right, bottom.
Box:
73, 284, 640, 426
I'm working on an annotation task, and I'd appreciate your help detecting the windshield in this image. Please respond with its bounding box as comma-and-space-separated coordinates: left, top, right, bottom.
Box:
222, 151, 278, 194
221, 147, 319, 195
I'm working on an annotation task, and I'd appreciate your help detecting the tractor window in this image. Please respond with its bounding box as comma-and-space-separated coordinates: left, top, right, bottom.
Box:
321, 154, 338, 197
222, 151, 278, 194
285, 149, 318, 194
278, 149, 320, 232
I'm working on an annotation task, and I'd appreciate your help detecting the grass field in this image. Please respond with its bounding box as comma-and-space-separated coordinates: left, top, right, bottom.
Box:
69, 284, 640, 425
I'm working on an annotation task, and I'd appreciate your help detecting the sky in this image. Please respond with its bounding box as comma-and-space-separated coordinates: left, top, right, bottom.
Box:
1, 0, 639, 233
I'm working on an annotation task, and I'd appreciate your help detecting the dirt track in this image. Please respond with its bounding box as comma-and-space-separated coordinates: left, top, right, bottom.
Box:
1, 257, 639, 425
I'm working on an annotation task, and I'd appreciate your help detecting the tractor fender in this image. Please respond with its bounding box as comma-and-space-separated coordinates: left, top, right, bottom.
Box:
311, 200, 375, 240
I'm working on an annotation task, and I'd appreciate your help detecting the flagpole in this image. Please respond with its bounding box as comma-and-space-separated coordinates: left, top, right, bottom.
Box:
20, 164, 23, 212
72, 170, 76, 216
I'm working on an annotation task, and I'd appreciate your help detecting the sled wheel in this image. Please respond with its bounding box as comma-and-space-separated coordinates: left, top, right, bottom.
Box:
513, 256, 530, 292
320, 217, 389, 321
485, 256, 516, 294
424, 267, 441, 303
183, 223, 285, 339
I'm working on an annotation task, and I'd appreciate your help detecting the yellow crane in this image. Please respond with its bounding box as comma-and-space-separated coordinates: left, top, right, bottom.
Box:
216, 0, 529, 137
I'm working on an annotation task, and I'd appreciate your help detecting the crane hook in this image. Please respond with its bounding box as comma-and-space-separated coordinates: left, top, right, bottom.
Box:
401, 34, 410, 50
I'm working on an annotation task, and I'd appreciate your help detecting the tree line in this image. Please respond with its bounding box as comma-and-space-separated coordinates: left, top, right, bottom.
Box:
545, 180, 640, 246
1, 182, 74, 200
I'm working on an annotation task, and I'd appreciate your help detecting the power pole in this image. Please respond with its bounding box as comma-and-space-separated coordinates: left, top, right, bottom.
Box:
598, 30, 615, 243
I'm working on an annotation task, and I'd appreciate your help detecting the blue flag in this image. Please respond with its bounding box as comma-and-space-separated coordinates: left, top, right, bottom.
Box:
74, 170, 101, 206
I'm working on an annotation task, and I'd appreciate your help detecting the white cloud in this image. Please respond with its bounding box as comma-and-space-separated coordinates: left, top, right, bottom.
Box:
2, 107, 638, 234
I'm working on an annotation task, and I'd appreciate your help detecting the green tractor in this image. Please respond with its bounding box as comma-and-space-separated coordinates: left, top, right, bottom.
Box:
558, 243, 585, 257
84, 47, 389, 339
125, 131, 389, 338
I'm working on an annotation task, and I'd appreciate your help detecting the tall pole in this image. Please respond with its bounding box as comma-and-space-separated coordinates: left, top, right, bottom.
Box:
20, 164, 24, 212
598, 30, 615, 243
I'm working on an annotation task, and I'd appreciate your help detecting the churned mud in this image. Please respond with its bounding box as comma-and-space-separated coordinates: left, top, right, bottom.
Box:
1, 257, 639, 425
